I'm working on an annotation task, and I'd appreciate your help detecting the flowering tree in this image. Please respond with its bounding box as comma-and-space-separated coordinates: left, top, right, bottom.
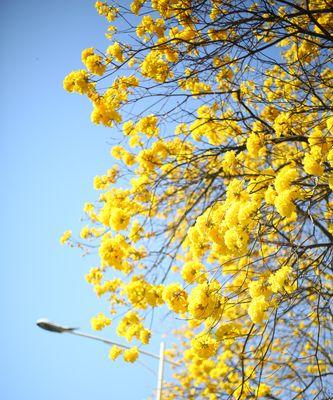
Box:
62, 1, 333, 398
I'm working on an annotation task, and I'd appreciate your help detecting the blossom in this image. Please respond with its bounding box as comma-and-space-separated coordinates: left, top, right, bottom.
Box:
60, 230, 72, 245
90, 313, 111, 331
123, 346, 139, 362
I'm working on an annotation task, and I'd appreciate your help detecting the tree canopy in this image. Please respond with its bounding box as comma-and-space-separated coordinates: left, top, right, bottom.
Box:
62, 1, 333, 398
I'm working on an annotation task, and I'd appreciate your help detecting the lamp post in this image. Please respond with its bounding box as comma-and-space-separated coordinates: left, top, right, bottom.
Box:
37, 318, 177, 400
156, 342, 165, 400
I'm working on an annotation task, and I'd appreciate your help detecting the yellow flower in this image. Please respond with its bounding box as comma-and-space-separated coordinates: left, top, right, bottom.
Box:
85, 267, 103, 285
60, 230, 72, 245
162, 283, 188, 314
109, 208, 131, 231
303, 153, 324, 176
95, 1, 119, 22
130, 0, 144, 15
139, 328, 151, 345
136, 115, 159, 137
141, 50, 170, 82
181, 261, 207, 284
274, 188, 298, 218
269, 265, 295, 294
191, 333, 218, 359
109, 345, 123, 361
63, 70, 94, 95
188, 282, 221, 320
256, 383, 271, 397
80, 225, 90, 239
248, 295, 269, 324
90, 313, 111, 331
106, 42, 125, 63
123, 346, 139, 362
81, 48, 106, 76
136, 15, 165, 41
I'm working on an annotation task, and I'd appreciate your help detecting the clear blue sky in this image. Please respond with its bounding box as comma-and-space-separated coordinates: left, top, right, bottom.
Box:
1, 1, 172, 399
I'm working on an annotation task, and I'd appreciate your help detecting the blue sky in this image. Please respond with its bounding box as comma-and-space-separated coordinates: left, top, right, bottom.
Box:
1, 1, 172, 399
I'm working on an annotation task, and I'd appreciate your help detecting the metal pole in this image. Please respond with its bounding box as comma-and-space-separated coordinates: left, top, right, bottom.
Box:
156, 341, 165, 400
36, 319, 179, 366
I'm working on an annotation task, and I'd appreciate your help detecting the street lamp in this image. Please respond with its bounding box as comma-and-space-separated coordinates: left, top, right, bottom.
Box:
36, 318, 177, 400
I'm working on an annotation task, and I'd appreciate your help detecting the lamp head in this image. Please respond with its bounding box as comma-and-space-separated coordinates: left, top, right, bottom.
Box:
36, 318, 77, 333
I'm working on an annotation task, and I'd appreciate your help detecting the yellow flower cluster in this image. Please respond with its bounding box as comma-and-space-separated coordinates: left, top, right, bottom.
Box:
246, 132, 266, 158
98, 233, 138, 274
63, 70, 94, 95
188, 282, 222, 320
109, 345, 123, 360
60, 230, 72, 245
248, 295, 269, 324
81, 47, 106, 76
191, 333, 218, 359
85, 267, 103, 285
95, 1, 118, 22
90, 312, 111, 331
186, 178, 261, 260
162, 283, 188, 313
93, 166, 119, 190
63, 1, 333, 396
181, 261, 206, 284
124, 275, 164, 309
179, 76, 212, 96
116, 311, 151, 344
215, 322, 240, 345
136, 15, 165, 41
141, 50, 171, 82
90, 76, 139, 127
273, 165, 299, 217
302, 128, 332, 176
130, 0, 145, 15
136, 115, 159, 137
268, 265, 296, 294
106, 42, 124, 63
123, 346, 139, 362
96, 278, 122, 297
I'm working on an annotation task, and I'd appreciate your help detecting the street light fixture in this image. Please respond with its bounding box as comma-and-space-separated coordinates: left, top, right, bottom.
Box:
37, 318, 178, 400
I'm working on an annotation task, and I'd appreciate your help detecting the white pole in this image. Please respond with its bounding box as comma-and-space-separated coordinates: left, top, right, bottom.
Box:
156, 341, 165, 400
